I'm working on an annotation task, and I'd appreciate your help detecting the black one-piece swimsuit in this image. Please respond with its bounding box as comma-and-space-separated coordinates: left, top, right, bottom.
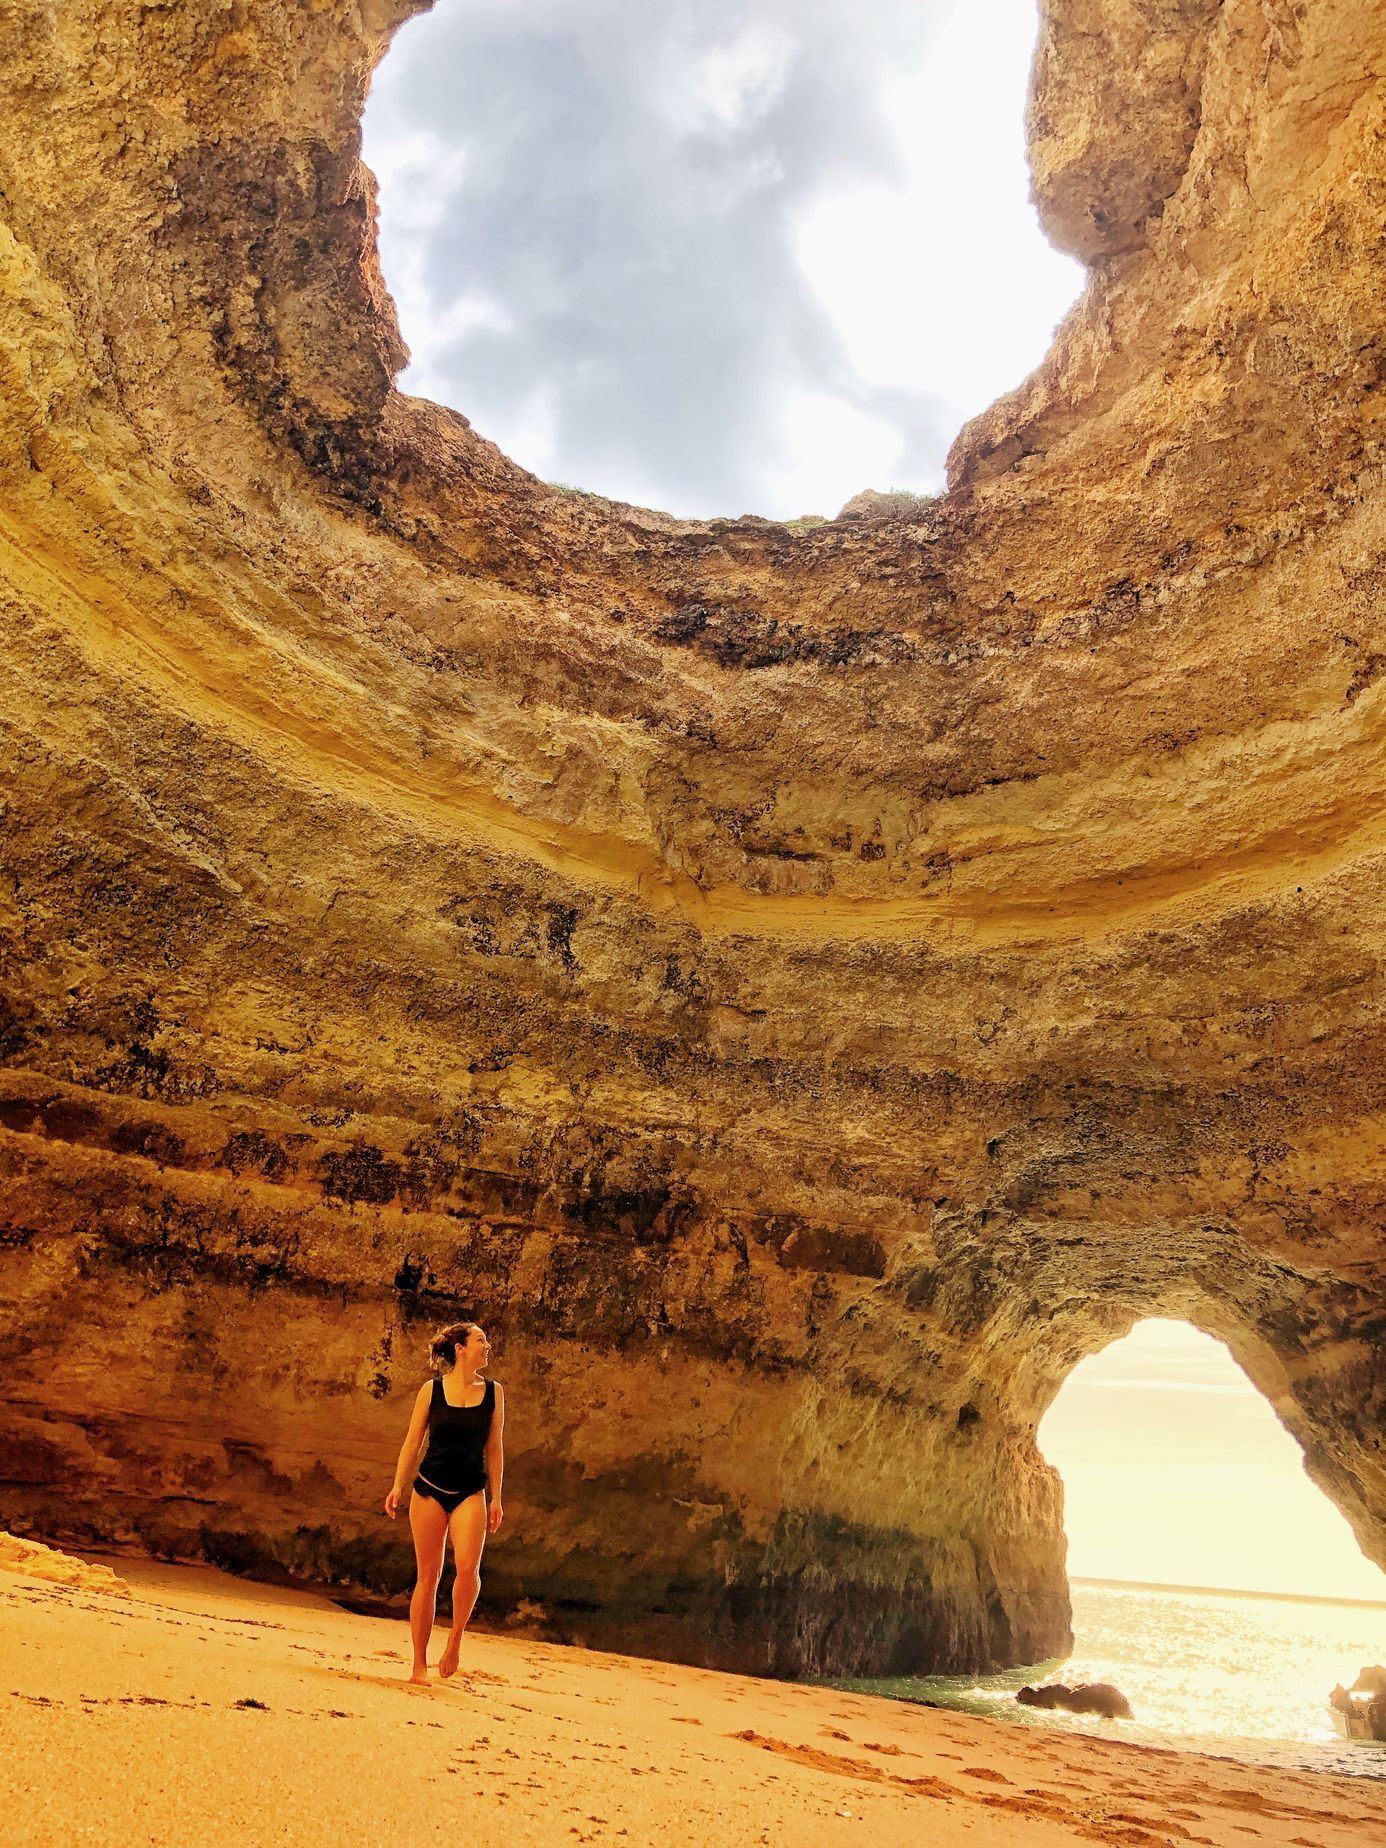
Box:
414, 1376, 494, 1514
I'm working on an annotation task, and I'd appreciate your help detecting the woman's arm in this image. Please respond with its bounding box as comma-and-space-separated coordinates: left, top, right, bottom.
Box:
485, 1383, 506, 1533
384, 1381, 432, 1518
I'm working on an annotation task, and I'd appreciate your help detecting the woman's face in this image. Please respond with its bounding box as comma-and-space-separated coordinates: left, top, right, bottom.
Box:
463, 1326, 491, 1370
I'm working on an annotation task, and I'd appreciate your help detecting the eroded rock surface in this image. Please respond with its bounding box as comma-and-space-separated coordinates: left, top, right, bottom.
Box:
1, 0, 1384, 1675
0, 1531, 129, 1597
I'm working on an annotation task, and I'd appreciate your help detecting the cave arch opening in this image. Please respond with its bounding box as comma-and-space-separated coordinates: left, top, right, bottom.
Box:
1037, 1317, 1386, 1605
361, 0, 1083, 520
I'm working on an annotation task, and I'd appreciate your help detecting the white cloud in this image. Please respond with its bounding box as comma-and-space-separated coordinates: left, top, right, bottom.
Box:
772, 388, 906, 516
363, 0, 1080, 517
793, 0, 1082, 451
668, 24, 796, 141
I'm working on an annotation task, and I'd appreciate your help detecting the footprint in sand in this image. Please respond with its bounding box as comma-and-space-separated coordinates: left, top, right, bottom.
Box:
329, 1667, 434, 1695
978, 1794, 1075, 1826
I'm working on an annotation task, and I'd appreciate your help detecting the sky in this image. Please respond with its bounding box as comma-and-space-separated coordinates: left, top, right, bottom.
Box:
1039, 1320, 1386, 1603
362, 0, 1083, 518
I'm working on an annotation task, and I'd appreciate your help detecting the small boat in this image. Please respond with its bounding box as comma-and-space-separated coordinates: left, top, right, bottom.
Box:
1328, 1666, 1386, 1743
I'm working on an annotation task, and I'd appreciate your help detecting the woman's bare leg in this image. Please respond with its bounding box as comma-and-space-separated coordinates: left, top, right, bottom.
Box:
407, 1489, 450, 1683
438, 1492, 488, 1678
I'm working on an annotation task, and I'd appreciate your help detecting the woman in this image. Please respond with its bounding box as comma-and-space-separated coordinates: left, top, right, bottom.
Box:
384, 1320, 506, 1684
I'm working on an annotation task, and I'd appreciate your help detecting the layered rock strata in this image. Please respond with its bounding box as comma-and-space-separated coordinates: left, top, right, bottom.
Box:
1, 0, 1384, 1675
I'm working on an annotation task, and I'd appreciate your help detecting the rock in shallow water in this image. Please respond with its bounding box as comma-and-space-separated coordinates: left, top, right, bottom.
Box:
1017, 1682, 1133, 1720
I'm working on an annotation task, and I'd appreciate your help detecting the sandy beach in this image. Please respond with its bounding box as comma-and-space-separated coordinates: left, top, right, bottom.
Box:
3, 1538, 1384, 1846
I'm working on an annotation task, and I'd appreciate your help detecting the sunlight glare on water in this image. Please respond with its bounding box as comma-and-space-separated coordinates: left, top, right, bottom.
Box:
845, 1583, 1386, 1779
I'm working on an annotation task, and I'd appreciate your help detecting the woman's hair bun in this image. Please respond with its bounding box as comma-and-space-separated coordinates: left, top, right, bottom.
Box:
428, 1321, 475, 1372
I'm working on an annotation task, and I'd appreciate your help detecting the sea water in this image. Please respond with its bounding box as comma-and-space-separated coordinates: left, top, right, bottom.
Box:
844, 1580, 1386, 1780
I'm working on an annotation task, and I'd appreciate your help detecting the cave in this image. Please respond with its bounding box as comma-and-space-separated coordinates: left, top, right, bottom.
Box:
1, 1, 1384, 1678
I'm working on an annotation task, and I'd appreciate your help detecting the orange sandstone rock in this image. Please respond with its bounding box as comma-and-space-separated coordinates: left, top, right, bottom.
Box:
0, 0, 1383, 1675
0, 1532, 129, 1596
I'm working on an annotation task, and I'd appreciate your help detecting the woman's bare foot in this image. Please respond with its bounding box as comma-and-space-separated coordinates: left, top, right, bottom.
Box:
439, 1632, 463, 1678
409, 1663, 430, 1686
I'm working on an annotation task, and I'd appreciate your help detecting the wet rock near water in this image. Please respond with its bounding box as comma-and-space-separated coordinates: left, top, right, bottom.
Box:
1328, 1666, 1386, 1743
1017, 1682, 1133, 1720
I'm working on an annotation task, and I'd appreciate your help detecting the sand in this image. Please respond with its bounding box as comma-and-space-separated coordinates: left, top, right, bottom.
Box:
3, 1540, 1384, 1846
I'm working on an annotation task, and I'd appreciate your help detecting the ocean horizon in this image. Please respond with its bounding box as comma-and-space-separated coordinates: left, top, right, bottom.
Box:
842, 1578, 1386, 1780
1070, 1574, 1386, 1614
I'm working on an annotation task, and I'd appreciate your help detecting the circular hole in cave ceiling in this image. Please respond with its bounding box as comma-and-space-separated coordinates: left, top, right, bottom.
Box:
363, 0, 1083, 522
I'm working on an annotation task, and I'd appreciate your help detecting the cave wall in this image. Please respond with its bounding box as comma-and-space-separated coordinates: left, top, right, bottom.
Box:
1, 0, 1384, 1676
